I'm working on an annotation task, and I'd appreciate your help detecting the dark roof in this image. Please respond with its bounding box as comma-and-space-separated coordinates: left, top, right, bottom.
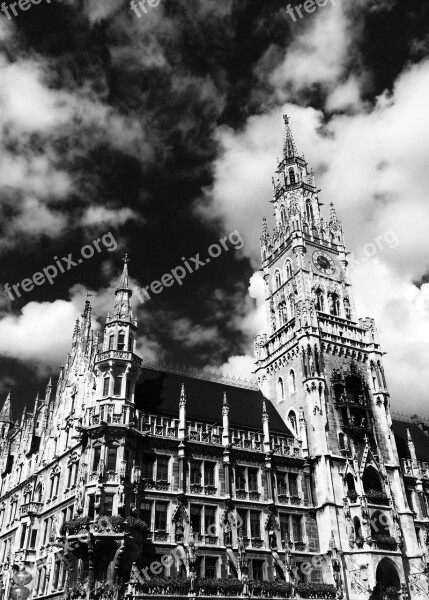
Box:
392, 420, 429, 462
134, 368, 293, 435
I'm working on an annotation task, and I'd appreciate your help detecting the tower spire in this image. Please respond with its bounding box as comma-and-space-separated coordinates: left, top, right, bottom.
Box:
283, 114, 298, 160
0, 388, 13, 423
113, 254, 133, 321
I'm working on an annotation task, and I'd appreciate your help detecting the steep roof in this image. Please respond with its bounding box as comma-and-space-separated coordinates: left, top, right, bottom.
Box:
134, 368, 293, 435
392, 419, 429, 462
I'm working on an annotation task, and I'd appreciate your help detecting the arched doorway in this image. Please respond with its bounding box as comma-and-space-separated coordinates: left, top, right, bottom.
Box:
371, 558, 401, 599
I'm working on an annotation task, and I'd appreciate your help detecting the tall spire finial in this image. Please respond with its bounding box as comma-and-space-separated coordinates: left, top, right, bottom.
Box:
283, 114, 298, 160
0, 387, 13, 424
112, 257, 133, 320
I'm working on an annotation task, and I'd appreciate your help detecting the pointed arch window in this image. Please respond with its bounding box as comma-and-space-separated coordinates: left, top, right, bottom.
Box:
285, 260, 293, 280
344, 297, 351, 320
275, 270, 282, 289
288, 410, 297, 433
288, 370, 296, 393
289, 169, 296, 185
278, 378, 285, 402
280, 206, 286, 225
329, 293, 341, 316
315, 289, 325, 312
306, 199, 314, 223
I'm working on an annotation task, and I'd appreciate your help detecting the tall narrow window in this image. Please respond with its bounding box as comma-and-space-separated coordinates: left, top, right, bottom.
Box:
142, 456, 155, 480
108, 335, 114, 350
190, 462, 202, 485
104, 495, 114, 516
156, 457, 169, 481
117, 332, 125, 351
88, 495, 95, 520
103, 377, 110, 397
126, 379, 131, 399
204, 462, 215, 487
205, 507, 216, 534
92, 447, 101, 472
289, 410, 297, 433
20, 524, 27, 549
113, 376, 122, 396
280, 206, 286, 225
237, 509, 248, 537
236, 467, 247, 490
292, 515, 302, 541
128, 336, 134, 352
155, 503, 168, 531
288, 473, 299, 497
248, 469, 259, 493
278, 378, 285, 401
140, 501, 152, 526
280, 514, 290, 540
250, 511, 261, 538
107, 447, 117, 472
275, 271, 282, 289
289, 169, 296, 185
190, 505, 201, 534
285, 261, 292, 279
289, 370, 296, 393
315, 289, 325, 312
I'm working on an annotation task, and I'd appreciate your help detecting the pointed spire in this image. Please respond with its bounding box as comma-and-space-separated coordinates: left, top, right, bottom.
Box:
222, 392, 230, 446
283, 114, 298, 160
113, 255, 133, 321
179, 384, 187, 440
0, 388, 13, 423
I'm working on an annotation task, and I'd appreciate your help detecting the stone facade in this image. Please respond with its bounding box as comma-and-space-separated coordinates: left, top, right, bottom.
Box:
0, 116, 427, 600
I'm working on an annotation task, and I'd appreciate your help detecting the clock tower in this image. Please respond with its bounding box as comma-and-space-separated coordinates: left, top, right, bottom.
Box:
254, 115, 422, 598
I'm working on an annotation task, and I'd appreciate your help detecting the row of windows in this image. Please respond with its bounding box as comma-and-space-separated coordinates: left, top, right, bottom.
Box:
139, 500, 303, 542
106, 331, 134, 352
277, 371, 296, 399
138, 455, 302, 498
314, 289, 351, 320
102, 375, 132, 398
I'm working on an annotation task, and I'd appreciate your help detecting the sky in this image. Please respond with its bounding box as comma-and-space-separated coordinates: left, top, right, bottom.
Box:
0, 0, 429, 418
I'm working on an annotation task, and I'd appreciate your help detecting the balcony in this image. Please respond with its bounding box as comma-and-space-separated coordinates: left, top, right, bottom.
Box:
20, 502, 43, 517
366, 490, 390, 506
371, 535, 398, 551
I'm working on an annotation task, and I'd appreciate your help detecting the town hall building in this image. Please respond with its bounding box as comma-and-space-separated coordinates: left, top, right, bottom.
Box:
0, 117, 428, 600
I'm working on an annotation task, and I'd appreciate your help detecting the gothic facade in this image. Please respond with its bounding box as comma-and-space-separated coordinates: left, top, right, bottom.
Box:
0, 117, 427, 600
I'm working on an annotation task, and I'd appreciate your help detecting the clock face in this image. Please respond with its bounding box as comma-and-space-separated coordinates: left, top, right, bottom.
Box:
312, 251, 336, 275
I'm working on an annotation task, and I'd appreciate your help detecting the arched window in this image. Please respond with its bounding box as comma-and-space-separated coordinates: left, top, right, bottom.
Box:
289, 169, 296, 185
339, 433, 346, 451
289, 370, 296, 393
278, 378, 285, 401
280, 206, 286, 225
306, 199, 314, 223
285, 261, 293, 280
274, 270, 282, 289
353, 517, 362, 541
288, 410, 297, 433
346, 473, 356, 492
362, 466, 383, 494
329, 293, 341, 316
315, 289, 325, 312
344, 297, 351, 320
108, 335, 114, 350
